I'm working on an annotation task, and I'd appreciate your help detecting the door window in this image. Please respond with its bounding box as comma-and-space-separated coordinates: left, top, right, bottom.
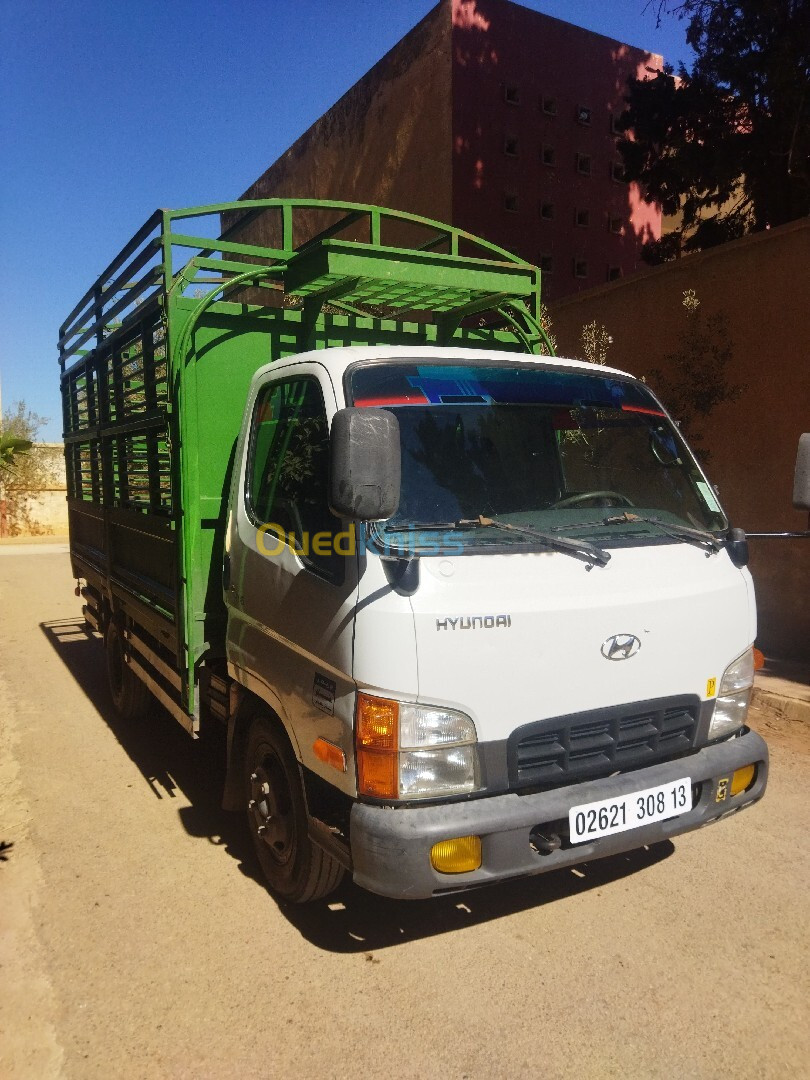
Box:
246, 376, 345, 580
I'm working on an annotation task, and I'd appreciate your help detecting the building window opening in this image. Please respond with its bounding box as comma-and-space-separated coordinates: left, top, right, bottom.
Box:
504, 136, 519, 157
540, 202, 555, 220
609, 215, 623, 235
504, 193, 519, 213
576, 105, 592, 125
607, 266, 622, 282
539, 254, 553, 274
574, 259, 588, 278
576, 153, 592, 176
541, 144, 556, 166
542, 96, 557, 115
504, 85, 520, 105
575, 208, 590, 227
610, 112, 623, 135
612, 161, 627, 182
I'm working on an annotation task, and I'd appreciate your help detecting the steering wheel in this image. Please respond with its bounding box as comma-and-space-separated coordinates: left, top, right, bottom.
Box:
551, 490, 635, 509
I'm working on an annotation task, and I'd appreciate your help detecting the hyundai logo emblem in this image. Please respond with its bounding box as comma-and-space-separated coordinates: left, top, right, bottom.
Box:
601, 633, 642, 660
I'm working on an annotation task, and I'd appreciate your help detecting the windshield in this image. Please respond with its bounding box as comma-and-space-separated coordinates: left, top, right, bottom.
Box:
349, 360, 727, 554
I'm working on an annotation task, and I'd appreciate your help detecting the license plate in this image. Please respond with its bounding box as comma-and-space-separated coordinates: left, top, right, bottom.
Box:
568, 777, 692, 845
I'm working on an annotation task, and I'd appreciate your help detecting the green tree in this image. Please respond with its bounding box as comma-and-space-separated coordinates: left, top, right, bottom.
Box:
620, 0, 810, 260
0, 403, 58, 536
0, 432, 32, 470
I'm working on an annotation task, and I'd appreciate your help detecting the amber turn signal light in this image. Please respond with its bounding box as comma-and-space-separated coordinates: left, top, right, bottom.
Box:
357, 693, 398, 750
356, 693, 399, 798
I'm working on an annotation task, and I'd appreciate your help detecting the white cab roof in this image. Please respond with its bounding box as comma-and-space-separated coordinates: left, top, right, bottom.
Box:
257, 344, 634, 384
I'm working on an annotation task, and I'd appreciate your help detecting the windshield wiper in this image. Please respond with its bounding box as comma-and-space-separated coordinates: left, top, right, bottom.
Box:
379, 516, 610, 566
381, 522, 458, 533
457, 515, 611, 566
552, 512, 721, 553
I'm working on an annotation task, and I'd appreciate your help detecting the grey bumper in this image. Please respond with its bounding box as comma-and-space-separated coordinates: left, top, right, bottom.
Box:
349, 728, 768, 899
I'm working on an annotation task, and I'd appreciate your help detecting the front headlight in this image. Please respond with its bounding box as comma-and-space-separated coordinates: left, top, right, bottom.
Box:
356, 694, 479, 799
708, 647, 755, 740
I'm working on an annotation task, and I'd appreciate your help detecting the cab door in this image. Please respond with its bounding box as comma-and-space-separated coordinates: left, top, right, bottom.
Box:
226, 363, 359, 793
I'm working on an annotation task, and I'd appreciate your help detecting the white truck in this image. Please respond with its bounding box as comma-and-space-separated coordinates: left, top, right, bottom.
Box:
60, 200, 780, 903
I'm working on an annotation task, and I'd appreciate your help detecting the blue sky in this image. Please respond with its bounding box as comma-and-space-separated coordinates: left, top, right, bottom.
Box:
0, 0, 693, 441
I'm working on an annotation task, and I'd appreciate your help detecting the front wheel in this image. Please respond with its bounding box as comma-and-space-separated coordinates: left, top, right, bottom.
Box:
244, 715, 344, 903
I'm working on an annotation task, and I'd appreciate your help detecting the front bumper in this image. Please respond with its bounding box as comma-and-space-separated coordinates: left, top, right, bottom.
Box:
349, 728, 768, 899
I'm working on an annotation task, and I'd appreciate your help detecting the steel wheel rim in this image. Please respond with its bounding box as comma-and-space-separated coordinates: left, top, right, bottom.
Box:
249, 746, 296, 866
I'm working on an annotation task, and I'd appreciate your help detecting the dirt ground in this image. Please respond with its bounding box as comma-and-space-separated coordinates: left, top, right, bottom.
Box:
1, 546, 808, 1080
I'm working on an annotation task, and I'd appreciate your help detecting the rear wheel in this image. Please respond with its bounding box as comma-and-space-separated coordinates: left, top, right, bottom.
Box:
245, 715, 344, 903
105, 620, 149, 720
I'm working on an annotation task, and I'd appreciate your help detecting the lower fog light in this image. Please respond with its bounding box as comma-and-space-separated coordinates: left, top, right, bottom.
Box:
430, 835, 482, 874
731, 764, 756, 796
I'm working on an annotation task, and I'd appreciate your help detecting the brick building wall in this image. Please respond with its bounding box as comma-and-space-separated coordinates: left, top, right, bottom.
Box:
228, 2, 453, 251
550, 218, 810, 662
449, 0, 662, 298
232, 0, 662, 299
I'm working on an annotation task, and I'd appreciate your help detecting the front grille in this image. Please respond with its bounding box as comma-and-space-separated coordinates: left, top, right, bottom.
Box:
508, 696, 700, 789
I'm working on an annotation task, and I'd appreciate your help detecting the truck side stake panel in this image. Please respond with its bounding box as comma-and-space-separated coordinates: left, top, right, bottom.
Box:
60, 199, 770, 902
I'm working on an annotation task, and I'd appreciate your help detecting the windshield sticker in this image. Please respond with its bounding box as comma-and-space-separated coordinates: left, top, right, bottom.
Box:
408, 375, 490, 404
354, 389, 428, 407
352, 365, 657, 411
695, 480, 721, 512
621, 403, 666, 418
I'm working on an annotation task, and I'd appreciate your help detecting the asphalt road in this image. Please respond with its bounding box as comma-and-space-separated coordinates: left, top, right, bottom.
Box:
1, 547, 808, 1080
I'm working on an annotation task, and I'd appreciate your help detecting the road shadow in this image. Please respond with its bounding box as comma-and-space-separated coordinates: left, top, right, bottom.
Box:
281, 840, 674, 953
39, 617, 262, 890
41, 616, 675, 953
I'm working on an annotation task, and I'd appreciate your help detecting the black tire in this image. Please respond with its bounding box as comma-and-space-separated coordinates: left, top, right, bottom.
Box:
245, 714, 344, 903
105, 621, 149, 720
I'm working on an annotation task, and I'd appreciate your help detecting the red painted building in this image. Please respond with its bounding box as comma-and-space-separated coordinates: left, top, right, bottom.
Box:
236, 0, 663, 300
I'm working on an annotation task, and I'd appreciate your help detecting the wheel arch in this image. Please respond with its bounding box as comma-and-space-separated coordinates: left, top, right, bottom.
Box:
221, 679, 299, 811
223, 678, 354, 881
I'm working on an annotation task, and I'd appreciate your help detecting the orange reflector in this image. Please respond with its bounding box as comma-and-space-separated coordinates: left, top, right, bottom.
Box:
731, 764, 756, 796
357, 748, 398, 799
430, 836, 482, 874
313, 738, 346, 773
753, 648, 765, 671
357, 693, 399, 750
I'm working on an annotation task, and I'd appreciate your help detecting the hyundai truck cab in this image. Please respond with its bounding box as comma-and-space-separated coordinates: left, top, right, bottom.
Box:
225, 344, 767, 900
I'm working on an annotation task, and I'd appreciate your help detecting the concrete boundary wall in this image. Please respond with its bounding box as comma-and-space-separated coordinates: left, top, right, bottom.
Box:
0, 444, 67, 537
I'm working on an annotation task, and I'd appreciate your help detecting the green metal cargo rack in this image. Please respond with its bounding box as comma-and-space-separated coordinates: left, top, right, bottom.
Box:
59, 199, 551, 729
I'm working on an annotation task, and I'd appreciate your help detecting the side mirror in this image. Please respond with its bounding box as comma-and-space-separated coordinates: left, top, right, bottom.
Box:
329, 408, 401, 521
725, 527, 749, 568
793, 433, 810, 511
